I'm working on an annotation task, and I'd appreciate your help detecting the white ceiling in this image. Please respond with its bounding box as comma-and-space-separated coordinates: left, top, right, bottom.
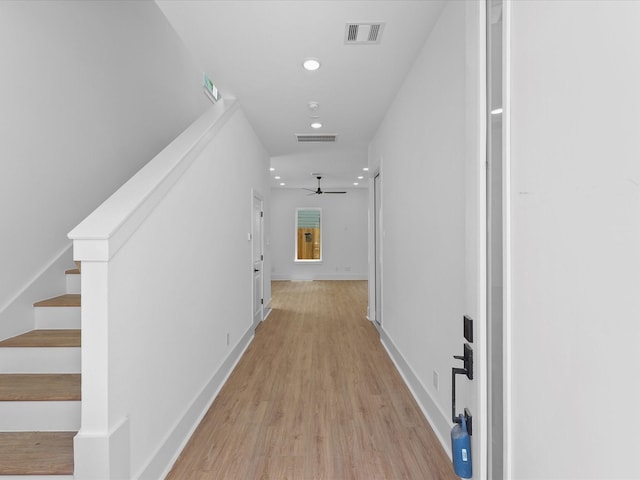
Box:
156, 0, 444, 191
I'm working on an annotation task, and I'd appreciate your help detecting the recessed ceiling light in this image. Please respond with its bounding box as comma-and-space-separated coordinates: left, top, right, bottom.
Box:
491, 107, 503, 115
275, 176, 281, 179
269, 167, 275, 171
363, 167, 369, 171
353, 182, 359, 186
303, 58, 321, 71
357, 175, 364, 180
311, 122, 322, 129
280, 182, 286, 186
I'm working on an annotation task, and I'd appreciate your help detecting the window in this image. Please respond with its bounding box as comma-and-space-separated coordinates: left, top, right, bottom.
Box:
295, 208, 322, 262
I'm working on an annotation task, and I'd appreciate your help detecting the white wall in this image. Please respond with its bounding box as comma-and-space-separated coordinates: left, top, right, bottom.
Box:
508, 1, 640, 478
0, 0, 208, 339
270, 188, 368, 281
71, 103, 270, 479
369, 0, 472, 458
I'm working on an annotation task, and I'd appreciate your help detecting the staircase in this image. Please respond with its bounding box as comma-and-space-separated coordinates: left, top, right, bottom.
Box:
0, 265, 81, 478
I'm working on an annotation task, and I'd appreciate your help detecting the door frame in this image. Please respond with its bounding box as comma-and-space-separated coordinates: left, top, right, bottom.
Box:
485, 0, 511, 477
373, 171, 382, 327
251, 190, 264, 328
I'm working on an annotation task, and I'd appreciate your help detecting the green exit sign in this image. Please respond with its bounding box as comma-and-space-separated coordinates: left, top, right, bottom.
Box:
203, 73, 220, 103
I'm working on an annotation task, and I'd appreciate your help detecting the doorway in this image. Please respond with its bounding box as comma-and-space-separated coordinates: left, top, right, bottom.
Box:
373, 172, 382, 326
252, 192, 264, 328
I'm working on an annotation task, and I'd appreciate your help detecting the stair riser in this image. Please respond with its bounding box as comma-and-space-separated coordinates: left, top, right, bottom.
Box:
65, 274, 81, 294
34, 307, 80, 329
0, 401, 80, 431
0, 348, 80, 373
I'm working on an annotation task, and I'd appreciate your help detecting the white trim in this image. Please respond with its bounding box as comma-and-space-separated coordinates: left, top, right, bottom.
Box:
473, 1, 489, 479
137, 326, 254, 480
370, 168, 383, 328
271, 273, 368, 281
502, 0, 513, 477
252, 189, 265, 328
74, 416, 130, 479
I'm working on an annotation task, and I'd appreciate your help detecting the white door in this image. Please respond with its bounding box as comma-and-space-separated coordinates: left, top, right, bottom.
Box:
252, 193, 264, 327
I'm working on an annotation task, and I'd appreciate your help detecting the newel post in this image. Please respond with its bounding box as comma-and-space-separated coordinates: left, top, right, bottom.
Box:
68, 237, 130, 479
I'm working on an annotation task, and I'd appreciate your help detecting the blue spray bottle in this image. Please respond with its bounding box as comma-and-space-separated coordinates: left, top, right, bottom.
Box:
451, 414, 472, 478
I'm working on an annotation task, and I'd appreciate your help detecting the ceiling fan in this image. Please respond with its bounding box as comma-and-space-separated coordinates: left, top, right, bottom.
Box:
303, 176, 347, 195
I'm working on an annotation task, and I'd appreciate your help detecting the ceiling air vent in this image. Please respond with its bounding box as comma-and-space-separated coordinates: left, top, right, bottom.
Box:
345, 23, 385, 44
296, 134, 337, 143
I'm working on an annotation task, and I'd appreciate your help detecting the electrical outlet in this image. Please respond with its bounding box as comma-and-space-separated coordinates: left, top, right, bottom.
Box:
433, 371, 439, 390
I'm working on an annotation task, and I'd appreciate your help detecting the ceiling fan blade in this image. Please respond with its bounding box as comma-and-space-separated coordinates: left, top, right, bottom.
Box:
302, 188, 316, 192
323, 191, 347, 194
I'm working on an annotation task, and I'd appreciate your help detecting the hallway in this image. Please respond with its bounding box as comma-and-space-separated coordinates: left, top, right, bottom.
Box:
167, 281, 456, 479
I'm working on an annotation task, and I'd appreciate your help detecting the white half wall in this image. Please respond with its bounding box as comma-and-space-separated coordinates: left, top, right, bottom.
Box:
70, 103, 271, 479
270, 188, 368, 281
0, 0, 208, 339
508, 1, 640, 478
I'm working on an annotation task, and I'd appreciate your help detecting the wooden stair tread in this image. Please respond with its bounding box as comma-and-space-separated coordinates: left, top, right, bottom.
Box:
0, 431, 75, 475
33, 294, 81, 307
0, 329, 81, 348
0, 374, 80, 401
64, 268, 80, 275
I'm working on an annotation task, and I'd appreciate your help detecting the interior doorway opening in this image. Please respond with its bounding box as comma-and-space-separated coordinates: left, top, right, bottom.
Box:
373, 172, 382, 327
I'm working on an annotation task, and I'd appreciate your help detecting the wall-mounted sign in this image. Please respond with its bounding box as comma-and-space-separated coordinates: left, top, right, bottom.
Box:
203, 73, 220, 103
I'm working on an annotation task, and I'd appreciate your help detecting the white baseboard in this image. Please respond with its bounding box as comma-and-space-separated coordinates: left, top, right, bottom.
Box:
74, 416, 130, 480
136, 325, 255, 480
378, 326, 453, 459
271, 273, 368, 281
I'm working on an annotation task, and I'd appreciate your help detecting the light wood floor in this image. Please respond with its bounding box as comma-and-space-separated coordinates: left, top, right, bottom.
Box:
0, 329, 80, 347
167, 280, 456, 480
0, 432, 75, 475
0, 374, 80, 401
